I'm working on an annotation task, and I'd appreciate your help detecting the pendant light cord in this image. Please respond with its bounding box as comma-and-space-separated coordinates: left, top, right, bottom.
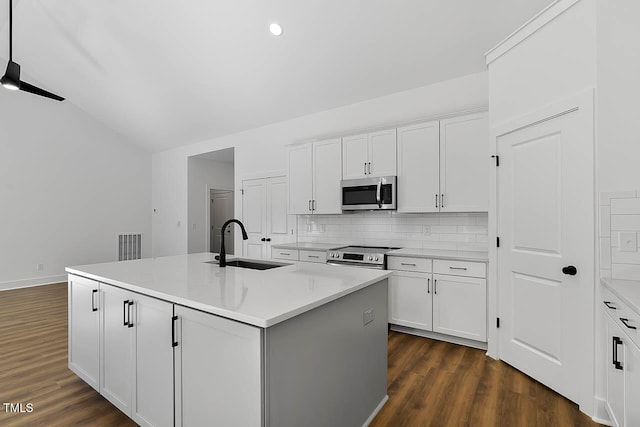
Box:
8, 0, 12, 60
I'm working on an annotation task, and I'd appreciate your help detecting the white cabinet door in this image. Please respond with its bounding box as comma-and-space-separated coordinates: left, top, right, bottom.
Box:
626, 340, 640, 427
342, 134, 369, 179
68, 275, 100, 391
242, 176, 289, 259
101, 283, 134, 415
388, 271, 432, 330
312, 138, 342, 214
132, 294, 174, 427
174, 305, 262, 427
368, 129, 397, 177
397, 121, 440, 213
432, 274, 486, 341
439, 112, 489, 212
606, 315, 625, 427
288, 144, 313, 214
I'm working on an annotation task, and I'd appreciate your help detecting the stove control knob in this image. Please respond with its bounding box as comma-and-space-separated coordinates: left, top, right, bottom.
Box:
374, 256, 379, 262
368, 256, 373, 261
330, 253, 335, 258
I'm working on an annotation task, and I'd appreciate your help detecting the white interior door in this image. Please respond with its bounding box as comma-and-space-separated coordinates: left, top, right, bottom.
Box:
242, 179, 266, 259
496, 92, 594, 408
210, 190, 234, 254
266, 176, 289, 259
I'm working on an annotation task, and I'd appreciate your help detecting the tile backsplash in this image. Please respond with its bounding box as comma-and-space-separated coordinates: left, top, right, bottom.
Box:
296, 211, 488, 252
599, 190, 640, 279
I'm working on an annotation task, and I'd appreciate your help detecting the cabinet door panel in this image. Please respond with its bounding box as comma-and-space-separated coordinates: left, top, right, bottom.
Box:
368, 129, 397, 177
313, 138, 342, 214
288, 144, 313, 214
606, 315, 625, 427
388, 271, 432, 330
68, 275, 100, 391
342, 134, 368, 179
627, 340, 640, 427
174, 305, 262, 427
397, 121, 440, 212
101, 284, 134, 415
432, 274, 486, 341
132, 295, 174, 427
439, 112, 489, 212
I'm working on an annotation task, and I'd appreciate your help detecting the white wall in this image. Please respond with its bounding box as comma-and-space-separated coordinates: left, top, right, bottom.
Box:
187, 157, 234, 253
152, 71, 489, 256
0, 92, 151, 290
596, 0, 640, 193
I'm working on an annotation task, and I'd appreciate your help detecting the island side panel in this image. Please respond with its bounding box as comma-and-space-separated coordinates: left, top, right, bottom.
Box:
266, 279, 388, 427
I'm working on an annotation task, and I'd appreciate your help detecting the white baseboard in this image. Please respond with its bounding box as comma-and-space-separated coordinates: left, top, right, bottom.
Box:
363, 395, 389, 427
0, 275, 67, 291
591, 397, 612, 426
390, 325, 488, 350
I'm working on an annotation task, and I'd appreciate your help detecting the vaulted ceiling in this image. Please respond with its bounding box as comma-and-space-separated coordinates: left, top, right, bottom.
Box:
0, 0, 551, 152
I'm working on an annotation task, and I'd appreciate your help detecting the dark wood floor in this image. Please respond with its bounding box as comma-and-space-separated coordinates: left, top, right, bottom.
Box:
0, 283, 599, 426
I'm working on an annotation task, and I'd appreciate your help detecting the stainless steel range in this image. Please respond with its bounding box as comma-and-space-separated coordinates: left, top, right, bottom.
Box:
326, 246, 400, 270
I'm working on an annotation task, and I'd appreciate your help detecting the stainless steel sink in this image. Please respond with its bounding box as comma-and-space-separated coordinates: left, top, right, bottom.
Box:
205, 259, 289, 270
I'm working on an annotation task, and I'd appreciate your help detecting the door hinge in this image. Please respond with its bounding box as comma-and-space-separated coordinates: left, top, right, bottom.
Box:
491, 155, 500, 166
497, 318, 500, 328
496, 236, 500, 247
241, 189, 244, 195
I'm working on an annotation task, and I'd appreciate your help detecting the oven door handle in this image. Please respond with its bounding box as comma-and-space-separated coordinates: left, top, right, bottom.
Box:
376, 180, 382, 208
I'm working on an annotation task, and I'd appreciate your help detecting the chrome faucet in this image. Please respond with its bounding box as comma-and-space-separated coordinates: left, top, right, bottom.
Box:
219, 219, 248, 267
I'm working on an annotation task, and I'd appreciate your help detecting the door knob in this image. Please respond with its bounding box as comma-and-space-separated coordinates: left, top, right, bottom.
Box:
562, 265, 577, 276
266, 238, 271, 242
261, 237, 266, 242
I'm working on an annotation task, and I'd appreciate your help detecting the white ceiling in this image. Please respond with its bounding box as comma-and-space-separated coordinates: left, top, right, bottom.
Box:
0, 0, 550, 153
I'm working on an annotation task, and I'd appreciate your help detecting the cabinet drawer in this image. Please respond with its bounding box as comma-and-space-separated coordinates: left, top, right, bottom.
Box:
603, 287, 640, 349
299, 250, 326, 263
387, 256, 432, 273
433, 259, 486, 278
272, 249, 299, 261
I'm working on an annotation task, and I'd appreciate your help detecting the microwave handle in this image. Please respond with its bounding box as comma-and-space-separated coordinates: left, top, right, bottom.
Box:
376, 180, 382, 208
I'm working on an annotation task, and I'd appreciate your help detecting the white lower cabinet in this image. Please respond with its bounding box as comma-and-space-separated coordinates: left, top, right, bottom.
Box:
68, 275, 100, 391
388, 257, 487, 343
100, 282, 174, 427
174, 305, 262, 427
603, 291, 640, 427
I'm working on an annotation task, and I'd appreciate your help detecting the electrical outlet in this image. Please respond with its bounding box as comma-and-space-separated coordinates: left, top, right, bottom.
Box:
619, 232, 637, 252
36, 263, 44, 272
423, 226, 431, 235
363, 308, 374, 325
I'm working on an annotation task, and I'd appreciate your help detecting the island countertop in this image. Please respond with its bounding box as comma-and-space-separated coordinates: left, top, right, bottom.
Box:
66, 252, 391, 328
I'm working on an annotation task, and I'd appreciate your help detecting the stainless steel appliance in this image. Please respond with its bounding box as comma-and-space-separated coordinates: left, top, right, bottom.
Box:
326, 246, 399, 269
341, 176, 396, 211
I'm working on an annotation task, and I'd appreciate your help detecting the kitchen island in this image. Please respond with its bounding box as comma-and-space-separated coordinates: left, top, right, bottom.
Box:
66, 252, 390, 427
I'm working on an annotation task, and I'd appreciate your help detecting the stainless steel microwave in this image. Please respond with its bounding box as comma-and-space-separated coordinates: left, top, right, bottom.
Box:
341, 176, 397, 211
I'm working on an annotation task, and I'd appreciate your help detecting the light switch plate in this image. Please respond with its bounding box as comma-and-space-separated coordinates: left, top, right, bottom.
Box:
619, 232, 637, 252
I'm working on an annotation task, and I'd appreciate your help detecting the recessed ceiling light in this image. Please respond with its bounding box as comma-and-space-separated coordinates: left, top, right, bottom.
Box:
269, 23, 283, 36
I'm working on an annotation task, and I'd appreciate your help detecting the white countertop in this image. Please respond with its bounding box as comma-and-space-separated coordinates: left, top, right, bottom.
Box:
270, 242, 346, 251
66, 253, 390, 328
601, 277, 640, 316
386, 248, 489, 263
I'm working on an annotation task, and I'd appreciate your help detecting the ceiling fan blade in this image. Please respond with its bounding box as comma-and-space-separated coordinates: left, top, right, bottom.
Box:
19, 80, 65, 102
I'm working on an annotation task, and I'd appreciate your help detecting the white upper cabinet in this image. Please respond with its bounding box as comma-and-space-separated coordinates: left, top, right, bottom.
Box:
397, 121, 440, 213
342, 129, 396, 179
397, 112, 489, 213
312, 138, 343, 214
288, 144, 313, 215
439, 112, 489, 212
288, 138, 342, 215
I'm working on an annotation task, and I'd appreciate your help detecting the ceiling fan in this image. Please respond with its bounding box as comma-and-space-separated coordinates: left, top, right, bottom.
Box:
1, 0, 64, 101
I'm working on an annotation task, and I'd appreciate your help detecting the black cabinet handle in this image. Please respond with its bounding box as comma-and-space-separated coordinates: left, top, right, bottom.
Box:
613, 336, 623, 370
434, 279, 437, 295
123, 300, 129, 326
128, 301, 134, 328
427, 278, 430, 294
620, 318, 637, 330
435, 194, 438, 208
562, 265, 577, 275
440, 194, 444, 208
266, 238, 271, 242
261, 237, 266, 242
603, 301, 617, 310
91, 289, 98, 312
171, 316, 178, 347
